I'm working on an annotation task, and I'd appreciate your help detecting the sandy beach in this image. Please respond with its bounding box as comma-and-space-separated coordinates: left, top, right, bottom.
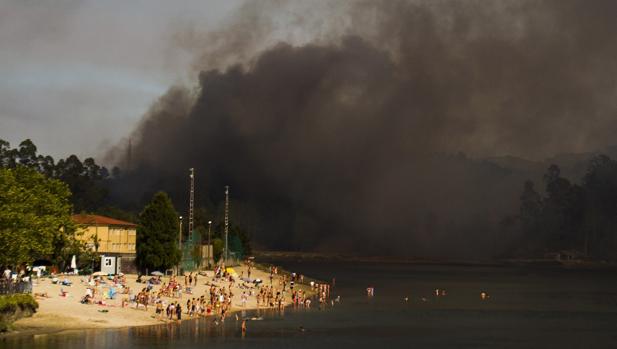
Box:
11, 263, 316, 334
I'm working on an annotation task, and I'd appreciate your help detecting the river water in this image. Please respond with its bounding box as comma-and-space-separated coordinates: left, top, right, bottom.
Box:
3, 262, 617, 348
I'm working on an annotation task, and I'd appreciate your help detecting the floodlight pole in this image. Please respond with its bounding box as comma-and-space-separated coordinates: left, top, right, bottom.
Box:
189, 168, 195, 241
224, 185, 230, 263
208, 220, 212, 268
178, 216, 183, 274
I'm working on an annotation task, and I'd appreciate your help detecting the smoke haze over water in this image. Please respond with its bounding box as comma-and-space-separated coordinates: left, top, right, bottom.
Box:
107, 0, 617, 258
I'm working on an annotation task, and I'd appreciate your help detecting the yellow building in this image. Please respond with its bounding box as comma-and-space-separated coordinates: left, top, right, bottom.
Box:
72, 215, 137, 273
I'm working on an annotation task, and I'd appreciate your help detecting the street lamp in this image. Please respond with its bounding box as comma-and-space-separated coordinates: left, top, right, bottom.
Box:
207, 220, 212, 269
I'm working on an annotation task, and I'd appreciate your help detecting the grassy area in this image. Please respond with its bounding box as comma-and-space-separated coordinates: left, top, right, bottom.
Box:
0, 294, 38, 332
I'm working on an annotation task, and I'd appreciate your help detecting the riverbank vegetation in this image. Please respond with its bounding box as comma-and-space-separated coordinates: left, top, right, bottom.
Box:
505, 155, 617, 260
0, 294, 38, 332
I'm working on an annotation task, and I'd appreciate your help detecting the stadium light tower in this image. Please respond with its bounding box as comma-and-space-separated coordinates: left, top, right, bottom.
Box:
224, 185, 230, 262
208, 220, 212, 268
178, 216, 183, 274
189, 168, 195, 241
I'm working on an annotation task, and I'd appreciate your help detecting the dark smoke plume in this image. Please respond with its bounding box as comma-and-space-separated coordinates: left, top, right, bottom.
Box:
107, 0, 617, 259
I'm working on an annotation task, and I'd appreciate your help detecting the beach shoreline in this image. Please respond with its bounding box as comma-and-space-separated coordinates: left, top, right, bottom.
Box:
4, 263, 319, 338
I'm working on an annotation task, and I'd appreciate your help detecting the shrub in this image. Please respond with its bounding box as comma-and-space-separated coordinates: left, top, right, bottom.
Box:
0, 294, 38, 332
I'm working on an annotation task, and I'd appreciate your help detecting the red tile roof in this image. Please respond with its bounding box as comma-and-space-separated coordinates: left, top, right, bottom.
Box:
72, 214, 137, 227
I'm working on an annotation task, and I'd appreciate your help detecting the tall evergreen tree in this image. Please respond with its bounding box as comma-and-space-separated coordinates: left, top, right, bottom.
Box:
136, 192, 181, 273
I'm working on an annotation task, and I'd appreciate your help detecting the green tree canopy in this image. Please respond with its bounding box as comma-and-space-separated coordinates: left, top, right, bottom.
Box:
136, 191, 181, 272
0, 138, 110, 212
0, 166, 74, 267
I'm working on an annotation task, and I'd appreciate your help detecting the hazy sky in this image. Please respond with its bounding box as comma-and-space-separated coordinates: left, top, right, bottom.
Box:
0, 0, 244, 160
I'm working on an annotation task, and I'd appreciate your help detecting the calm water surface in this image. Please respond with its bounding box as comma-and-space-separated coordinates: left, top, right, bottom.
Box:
3, 262, 617, 348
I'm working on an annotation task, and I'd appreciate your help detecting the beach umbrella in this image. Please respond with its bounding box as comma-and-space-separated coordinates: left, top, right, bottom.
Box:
92, 271, 106, 276
151, 271, 164, 276
70, 255, 77, 269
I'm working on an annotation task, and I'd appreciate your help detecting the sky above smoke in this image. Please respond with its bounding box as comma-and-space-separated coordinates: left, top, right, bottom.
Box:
3, 0, 615, 161
0, 0, 243, 160
3, 0, 617, 257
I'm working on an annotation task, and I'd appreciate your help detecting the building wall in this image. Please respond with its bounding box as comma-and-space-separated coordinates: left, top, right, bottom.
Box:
77, 224, 136, 254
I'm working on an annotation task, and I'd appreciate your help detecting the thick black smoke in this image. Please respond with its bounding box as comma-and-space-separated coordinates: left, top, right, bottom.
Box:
107, 0, 617, 259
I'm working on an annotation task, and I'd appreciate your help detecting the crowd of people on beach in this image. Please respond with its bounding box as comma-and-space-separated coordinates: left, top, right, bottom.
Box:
68, 262, 334, 326
2, 267, 34, 294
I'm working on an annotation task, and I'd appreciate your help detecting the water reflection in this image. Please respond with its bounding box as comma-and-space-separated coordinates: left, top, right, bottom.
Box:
5, 264, 617, 349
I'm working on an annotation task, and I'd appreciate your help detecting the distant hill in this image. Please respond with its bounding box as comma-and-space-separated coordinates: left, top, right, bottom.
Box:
482, 146, 617, 189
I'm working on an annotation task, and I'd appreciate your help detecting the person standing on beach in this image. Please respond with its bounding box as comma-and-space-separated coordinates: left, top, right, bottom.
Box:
168, 302, 175, 320
176, 303, 182, 322
241, 319, 247, 336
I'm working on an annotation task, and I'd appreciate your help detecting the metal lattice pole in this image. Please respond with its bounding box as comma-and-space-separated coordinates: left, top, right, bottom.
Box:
224, 185, 229, 262
178, 216, 182, 274
207, 220, 212, 268
189, 168, 195, 241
